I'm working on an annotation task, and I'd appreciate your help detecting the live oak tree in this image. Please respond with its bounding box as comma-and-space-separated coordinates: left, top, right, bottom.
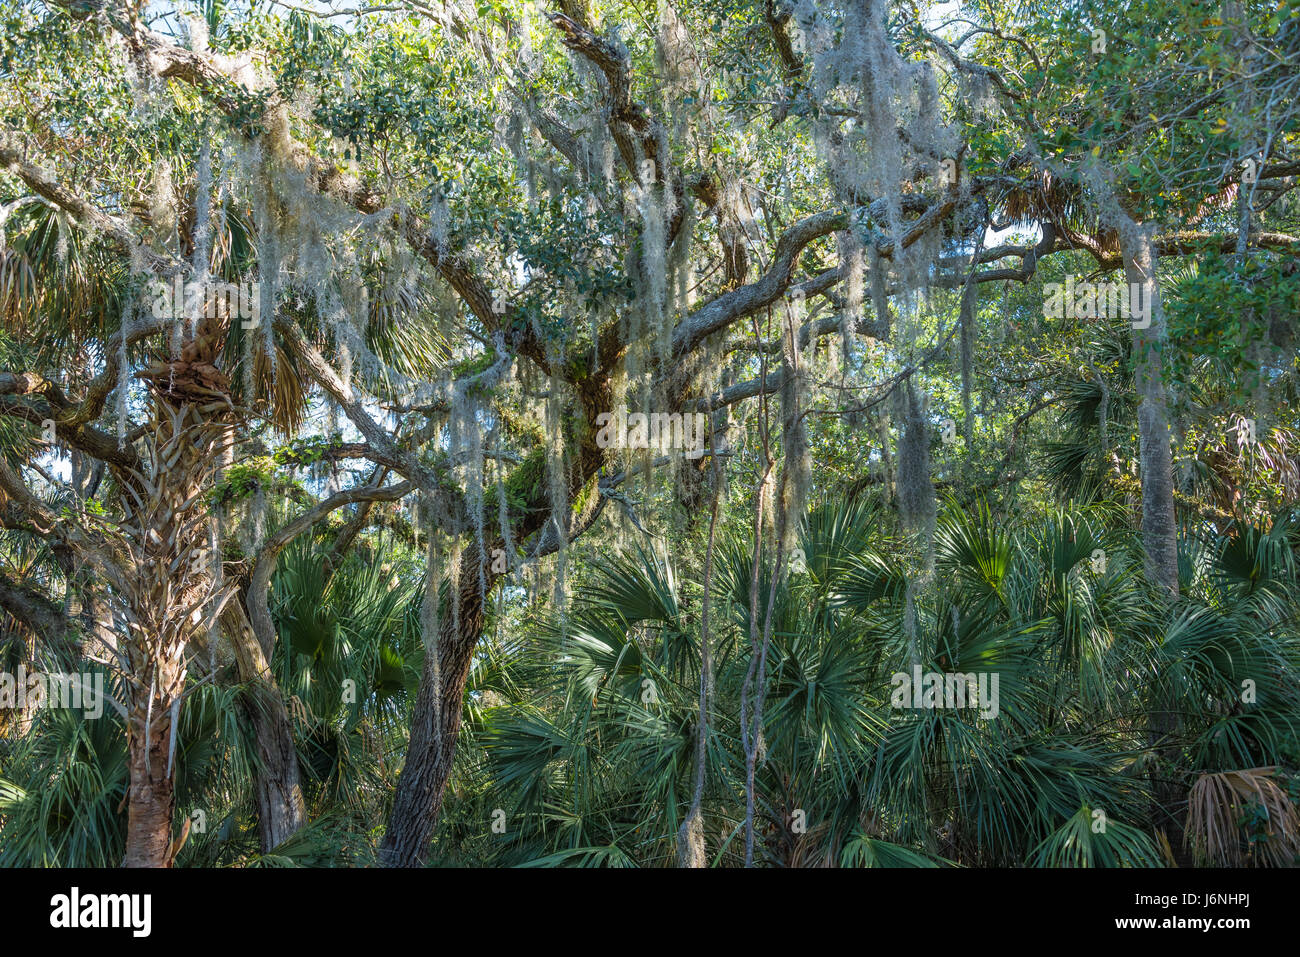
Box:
0, 0, 1296, 868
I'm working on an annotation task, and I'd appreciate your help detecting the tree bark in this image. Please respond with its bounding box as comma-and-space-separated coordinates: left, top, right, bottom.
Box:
678, 421, 722, 868
378, 546, 486, 867
1117, 216, 1188, 863
122, 694, 177, 867
1118, 220, 1180, 597
245, 686, 307, 852
222, 600, 307, 852
378, 373, 611, 868
117, 388, 232, 866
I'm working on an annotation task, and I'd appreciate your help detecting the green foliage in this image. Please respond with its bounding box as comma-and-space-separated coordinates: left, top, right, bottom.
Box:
0, 0, 1297, 871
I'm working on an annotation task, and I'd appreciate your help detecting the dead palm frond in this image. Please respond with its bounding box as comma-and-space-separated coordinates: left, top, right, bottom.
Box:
1186, 767, 1300, 867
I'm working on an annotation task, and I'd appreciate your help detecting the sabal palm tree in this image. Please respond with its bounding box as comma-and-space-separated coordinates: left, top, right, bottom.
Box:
464, 494, 1299, 867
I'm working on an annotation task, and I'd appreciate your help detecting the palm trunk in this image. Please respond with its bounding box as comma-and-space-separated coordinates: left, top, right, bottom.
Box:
678, 420, 722, 867
1118, 221, 1179, 597
117, 394, 231, 867
1117, 216, 1189, 862
122, 691, 177, 867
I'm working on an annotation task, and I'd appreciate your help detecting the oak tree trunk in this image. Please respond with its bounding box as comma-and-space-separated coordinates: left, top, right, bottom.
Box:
224, 600, 307, 851
379, 545, 486, 867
